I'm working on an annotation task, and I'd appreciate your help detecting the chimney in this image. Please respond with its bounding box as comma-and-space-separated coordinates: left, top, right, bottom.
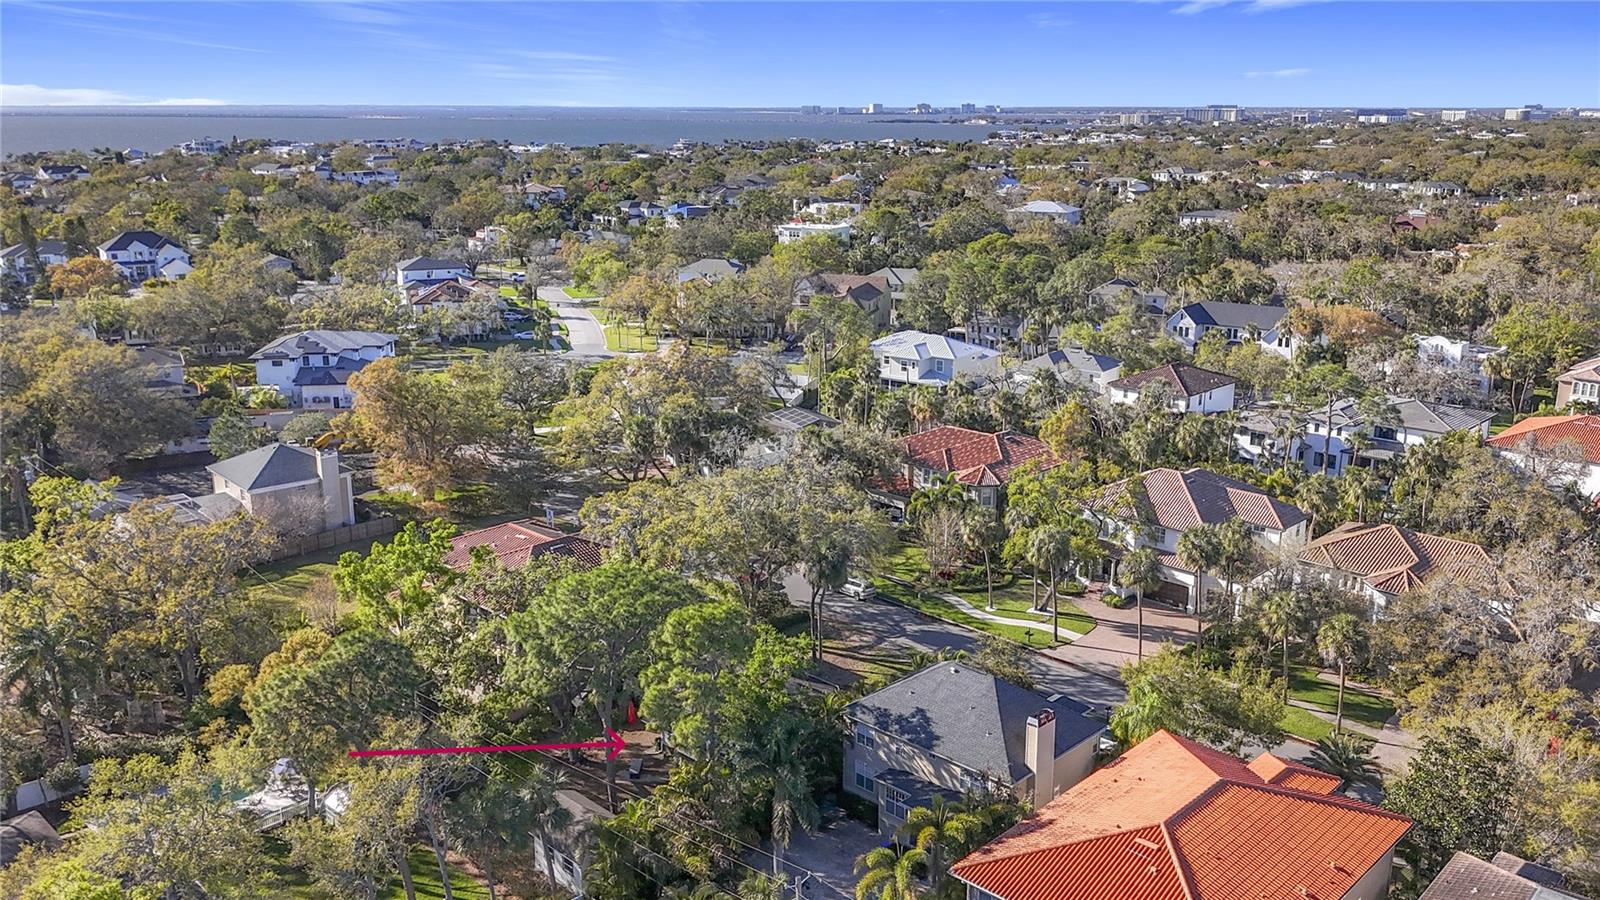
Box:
314, 448, 343, 529
1025, 708, 1056, 808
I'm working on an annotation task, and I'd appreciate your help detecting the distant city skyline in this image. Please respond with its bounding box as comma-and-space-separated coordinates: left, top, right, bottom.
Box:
1, 1, 1596, 109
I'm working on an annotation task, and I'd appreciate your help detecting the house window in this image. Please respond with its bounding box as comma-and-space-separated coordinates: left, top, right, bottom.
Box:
933, 359, 947, 374
271, 360, 283, 367
1152, 527, 1168, 545
883, 788, 911, 821
853, 763, 876, 792
853, 724, 877, 748
1373, 425, 1397, 441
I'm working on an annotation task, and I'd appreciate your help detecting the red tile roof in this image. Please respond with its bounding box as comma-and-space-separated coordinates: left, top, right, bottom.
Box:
445, 519, 605, 571
1297, 522, 1492, 596
1107, 363, 1235, 398
1486, 414, 1600, 464
904, 426, 1058, 487
950, 730, 1410, 900
1097, 468, 1307, 531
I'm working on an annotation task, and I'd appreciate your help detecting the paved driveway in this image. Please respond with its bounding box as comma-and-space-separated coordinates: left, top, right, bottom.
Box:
769, 809, 883, 900
541, 286, 612, 359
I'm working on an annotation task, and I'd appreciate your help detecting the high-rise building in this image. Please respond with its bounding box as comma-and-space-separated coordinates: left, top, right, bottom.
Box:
1291, 111, 1320, 124
960, 102, 977, 114
865, 102, 885, 114
1119, 112, 1154, 125
1505, 105, 1552, 121
1356, 108, 1408, 123
1185, 105, 1241, 123
799, 105, 823, 115
912, 103, 933, 114
1441, 109, 1471, 122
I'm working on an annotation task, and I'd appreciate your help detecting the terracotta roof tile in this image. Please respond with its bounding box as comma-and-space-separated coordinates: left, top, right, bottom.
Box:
1297, 522, 1492, 596
905, 426, 1059, 486
1487, 414, 1600, 464
1097, 468, 1306, 532
445, 519, 605, 571
950, 731, 1411, 900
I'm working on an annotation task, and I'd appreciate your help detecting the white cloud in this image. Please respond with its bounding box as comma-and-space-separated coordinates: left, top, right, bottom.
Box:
1244, 67, 1312, 78
0, 83, 228, 106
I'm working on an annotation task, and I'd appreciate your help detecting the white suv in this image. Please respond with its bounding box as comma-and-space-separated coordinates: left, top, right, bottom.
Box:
838, 577, 876, 600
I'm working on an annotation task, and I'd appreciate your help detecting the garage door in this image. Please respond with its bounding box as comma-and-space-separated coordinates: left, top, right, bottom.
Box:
1154, 578, 1191, 609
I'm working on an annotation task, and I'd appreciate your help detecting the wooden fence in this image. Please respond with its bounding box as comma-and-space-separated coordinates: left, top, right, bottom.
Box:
265, 516, 398, 562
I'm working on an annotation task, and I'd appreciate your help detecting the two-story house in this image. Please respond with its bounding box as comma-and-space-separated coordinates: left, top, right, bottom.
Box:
97, 231, 191, 284
251, 330, 397, 408
1176, 209, 1240, 229
406, 280, 503, 340
844, 663, 1105, 834
1413, 334, 1505, 397
1014, 346, 1122, 395
775, 220, 853, 244
1164, 301, 1296, 358
134, 347, 198, 399
1090, 467, 1309, 611
1106, 362, 1237, 413
1300, 396, 1494, 476
1555, 352, 1600, 408
795, 273, 893, 330
395, 256, 470, 289
1298, 522, 1494, 614
869, 331, 1000, 388
501, 182, 566, 208
36, 164, 90, 183
950, 730, 1411, 900
961, 313, 1023, 351
890, 425, 1058, 511
207, 443, 357, 535
676, 257, 745, 284
0, 239, 69, 285
1089, 278, 1169, 317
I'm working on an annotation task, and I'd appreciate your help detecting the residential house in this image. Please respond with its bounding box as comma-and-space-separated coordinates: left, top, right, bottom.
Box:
1420, 851, 1584, 900
395, 256, 469, 289
1151, 165, 1200, 183
1406, 180, 1466, 198
1095, 176, 1151, 200
1164, 301, 1295, 357
949, 730, 1411, 900
745, 406, 839, 468
1177, 209, 1240, 229
261, 253, 297, 275
177, 137, 226, 156
1006, 200, 1082, 226
867, 266, 919, 305
1091, 467, 1309, 610
207, 443, 357, 535
1013, 346, 1122, 394
665, 202, 711, 224
0, 239, 68, 284
676, 257, 745, 284
1300, 396, 1494, 476
466, 225, 508, 253
134, 347, 198, 399
531, 790, 612, 898
1298, 522, 1494, 613
795, 273, 893, 330
869, 331, 1000, 388
1554, 352, 1600, 407
36, 164, 90, 182
443, 519, 605, 572
614, 200, 666, 225
1487, 414, 1600, 500
251, 330, 397, 408
327, 169, 398, 186
960, 313, 1023, 351
890, 425, 1058, 511
97, 231, 191, 284
775, 220, 852, 244
1089, 278, 1169, 316
844, 663, 1105, 834
1106, 363, 1237, 413
1, 172, 39, 193
1407, 334, 1502, 396
407, 280, 503, 340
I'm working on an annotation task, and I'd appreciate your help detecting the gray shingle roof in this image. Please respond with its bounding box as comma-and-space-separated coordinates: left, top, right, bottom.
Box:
1420, 852, 1579, 900
1319, 396, 1495, 434
1019, 346, 1121, 379
98, 230, 180, 253
207, 443, 320, 491
396, 256, 467, 271
1108, 362, 1235, 397
1176, 301, 1286, 330
846, 663, 1104, 783
251, 330, 395, 360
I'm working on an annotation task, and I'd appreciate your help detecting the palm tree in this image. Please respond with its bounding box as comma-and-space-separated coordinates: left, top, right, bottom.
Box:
0, 601, 90, 761
445, 765, 566, 900
1213, 519, 1257, 622
1256, 588, 1303, 702
1025, 525, 1073, 642
1317, 613, 1366, 733
801, 538, 851, 661
906, 386, 941, 432
854, 844, 927, 900
1121, 547, 1162, 661
761, 723, 819, 877
896, 797, 985, 893
1307, 732, 1383, 791
1176, 526, 1222, 645
961, 507, 1004, 611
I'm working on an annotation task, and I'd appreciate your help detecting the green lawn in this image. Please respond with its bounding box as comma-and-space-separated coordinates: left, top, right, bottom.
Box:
874, 544, 1095, 636
262, 839, 490, 899
602, 318, 659, 352
563, 285, 600, 299
1280, 705, 1335, 743
1286, 667, 1395, 730
873, 578, 1073, 648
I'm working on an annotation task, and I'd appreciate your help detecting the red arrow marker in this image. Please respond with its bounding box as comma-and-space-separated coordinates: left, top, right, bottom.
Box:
349, 729, 626, 760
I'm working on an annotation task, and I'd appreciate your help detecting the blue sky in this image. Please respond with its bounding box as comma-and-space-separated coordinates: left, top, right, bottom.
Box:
1, 1, 1595, 108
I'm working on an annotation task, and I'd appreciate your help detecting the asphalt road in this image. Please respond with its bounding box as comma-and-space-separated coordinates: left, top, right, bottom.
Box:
540, 286, 612, 359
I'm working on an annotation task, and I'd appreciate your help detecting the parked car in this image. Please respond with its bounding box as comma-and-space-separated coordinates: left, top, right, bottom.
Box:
838, 577, 876, 600
512, 331, 537, 341
510, 272, 526, 283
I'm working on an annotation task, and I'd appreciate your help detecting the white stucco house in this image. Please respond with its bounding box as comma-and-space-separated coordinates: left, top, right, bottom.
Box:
775, 220, 853, 244
97, 231, 190, 284
1486, 414, 1600, 500
207, 443, 356, 534
869, 330, 1000, 388
1165, 301, 1296, 358
251, 330, 397, 409
395, 256, 469, 289
1106, 363, 1237, 413
0, 239, 69, 285
1413, 334, 1504, 396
